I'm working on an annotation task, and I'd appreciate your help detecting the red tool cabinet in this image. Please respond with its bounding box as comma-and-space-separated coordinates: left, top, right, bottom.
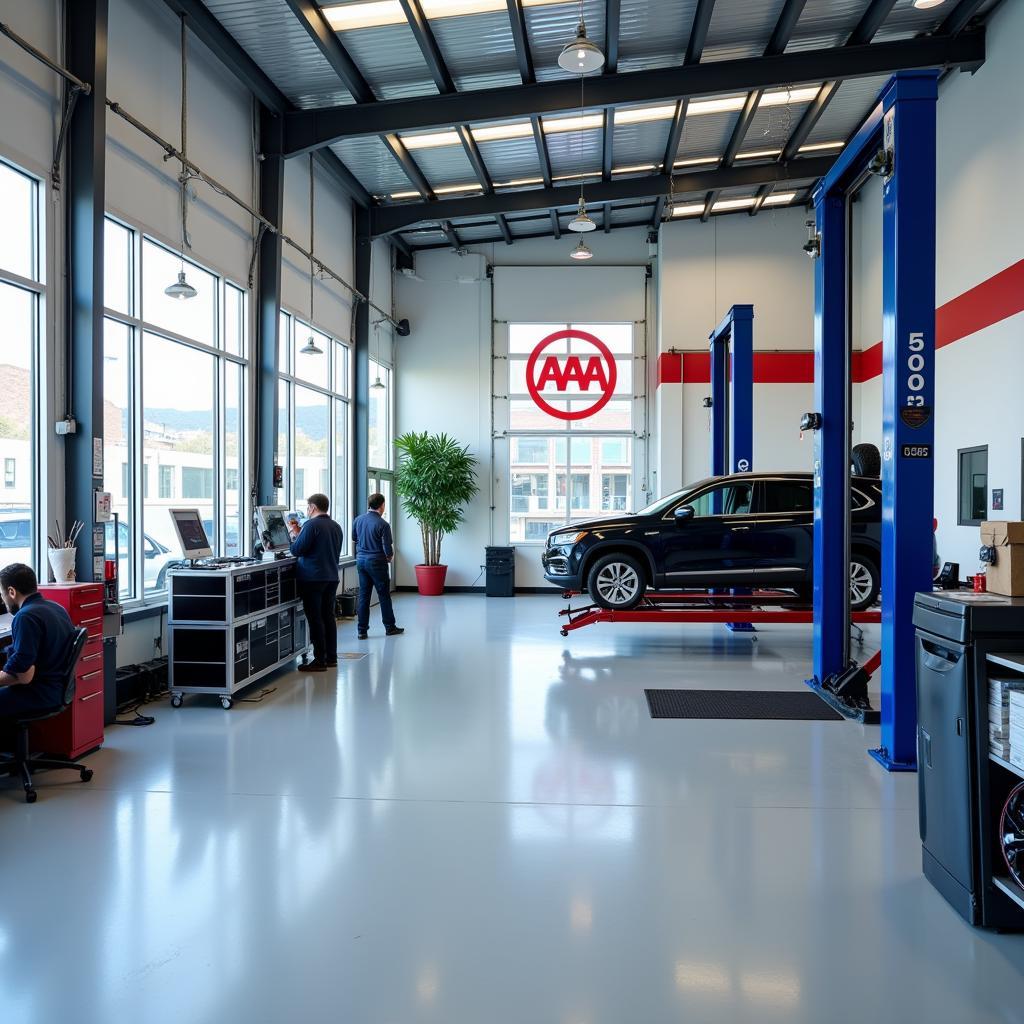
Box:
29, 583, 105, 759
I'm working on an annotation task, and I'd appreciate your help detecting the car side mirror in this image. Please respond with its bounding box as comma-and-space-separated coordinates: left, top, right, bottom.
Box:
674, 505, 695, 523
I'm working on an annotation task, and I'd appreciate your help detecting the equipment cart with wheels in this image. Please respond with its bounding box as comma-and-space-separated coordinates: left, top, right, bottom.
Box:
167, 558, 310, 709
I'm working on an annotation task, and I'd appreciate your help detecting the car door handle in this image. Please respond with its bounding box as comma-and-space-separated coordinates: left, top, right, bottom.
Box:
731, 525, 751, 531
643, 530, 661, 536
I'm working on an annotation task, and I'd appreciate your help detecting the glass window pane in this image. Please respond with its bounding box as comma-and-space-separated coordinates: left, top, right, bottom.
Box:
508, 323, 567, 355
293, 320, 330, 389
279, 311, 290, 377
369, 361, 391, 469
687, 484, 754, 517
104, 219, 133, 315
277, 379, 290, 506
103, 319, 134, 597
570, 322, 633, 354
334, 342, 350, 396
335, 399, 349, 554
0, 161, 35, 280
141, 239, 217, 348
295, 385, 330, 504
224, 363, 243, 556
142, 333, 216, 593
0, 283, 35, 571
224, 282, 244, 356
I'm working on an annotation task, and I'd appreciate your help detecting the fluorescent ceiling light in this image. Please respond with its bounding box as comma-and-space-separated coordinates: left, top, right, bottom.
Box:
612, 164, 657, 174
387, 183, 481, 200
672, 191, 798, 217
759, 86, 820, 107
913, 0, 946, 8
798, 140, 845, 152
762, 192, 797, 206
494, 176, 545, 189
544, 112, 605, 134
670, 203, 705, 217
472, 122, 535, 143
615, 103, 678, 126
323, 0, 576, 32
673, 157, 720, 168
552, 171, 601, 183
734, 148, 782, 161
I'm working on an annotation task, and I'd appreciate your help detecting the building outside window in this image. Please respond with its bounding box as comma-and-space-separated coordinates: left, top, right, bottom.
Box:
278, 311, 352, 554
367, 357, 395, 544
504, 323, 638, 543
102, 220, 249, 598
0, 160, 43, 573
958, 446, 988, 527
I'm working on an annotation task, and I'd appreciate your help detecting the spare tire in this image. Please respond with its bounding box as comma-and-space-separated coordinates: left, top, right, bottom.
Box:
852, 442, 881, 477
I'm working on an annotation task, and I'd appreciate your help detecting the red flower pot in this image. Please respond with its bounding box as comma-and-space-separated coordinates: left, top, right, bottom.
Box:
415, 564, 448, 596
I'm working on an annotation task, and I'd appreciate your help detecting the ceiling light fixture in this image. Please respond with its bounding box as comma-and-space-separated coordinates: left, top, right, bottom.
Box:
569, 237, 594, 260
568, 196, 596, 232
165, 270, 197, 300
301, 155, 324, 358
167, 16, 197, 301
913, 0, 946, 8
557, 0, 605, 76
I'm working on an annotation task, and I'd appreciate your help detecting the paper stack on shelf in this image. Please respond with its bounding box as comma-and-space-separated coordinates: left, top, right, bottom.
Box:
1010, 689, 1024, 770
990, 677, 1024, 759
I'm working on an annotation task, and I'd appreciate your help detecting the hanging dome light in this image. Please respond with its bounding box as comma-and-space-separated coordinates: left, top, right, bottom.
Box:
165, 270, 197, 300
371, 374, 387, 390
558, 20, 605, 75
568, 196, 597, 233
569, 238, 594, 261
300, 334, 324, 356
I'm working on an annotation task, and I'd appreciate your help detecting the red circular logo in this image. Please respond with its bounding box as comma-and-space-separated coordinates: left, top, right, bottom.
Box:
525, 329, 618, 422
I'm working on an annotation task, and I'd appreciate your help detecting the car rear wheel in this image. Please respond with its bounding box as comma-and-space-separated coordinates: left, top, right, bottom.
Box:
850, 555, 880, 611
587, 553, 647, 610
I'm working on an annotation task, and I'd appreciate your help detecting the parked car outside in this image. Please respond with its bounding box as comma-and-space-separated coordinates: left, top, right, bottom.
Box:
541, 472, 882, 611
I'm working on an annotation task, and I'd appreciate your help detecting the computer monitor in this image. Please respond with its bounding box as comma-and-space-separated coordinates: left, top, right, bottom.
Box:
169, 508, 213, 559
255, 506, 292, 554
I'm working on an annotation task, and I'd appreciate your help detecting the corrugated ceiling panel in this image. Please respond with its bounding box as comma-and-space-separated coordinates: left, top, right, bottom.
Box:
703, 0, 784, 61
338, 24, 437, 99
478, 137, 544, 184
203, 0, 354, 108
611, 204, 653, 225
805, 75, 888, 145
676, 111, 738, 161
546, 127, 605, 179
736, 97, 812, 154
611, 119, 670, 170
617, 0, 694, 73
454, 223, 503, 243
329, 138, 412, 196
413, 144, 479, 188
786, 0, 861, 50
431, 11, 523, 91
527, 0, 606, 82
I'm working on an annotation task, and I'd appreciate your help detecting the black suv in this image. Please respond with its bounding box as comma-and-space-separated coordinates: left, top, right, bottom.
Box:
541, 472, 882, 611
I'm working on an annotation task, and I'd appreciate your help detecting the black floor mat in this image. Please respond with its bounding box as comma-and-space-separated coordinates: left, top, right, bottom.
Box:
645, 688, 843, 721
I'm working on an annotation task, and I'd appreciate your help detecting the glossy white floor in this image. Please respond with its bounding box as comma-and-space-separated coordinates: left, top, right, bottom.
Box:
1, 594, 1022, 1023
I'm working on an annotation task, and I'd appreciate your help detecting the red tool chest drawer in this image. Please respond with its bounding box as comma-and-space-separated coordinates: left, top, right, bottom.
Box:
29, 584, 106, 759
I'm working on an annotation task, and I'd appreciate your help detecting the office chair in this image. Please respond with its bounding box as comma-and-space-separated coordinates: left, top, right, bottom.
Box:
0, 626, 94, 803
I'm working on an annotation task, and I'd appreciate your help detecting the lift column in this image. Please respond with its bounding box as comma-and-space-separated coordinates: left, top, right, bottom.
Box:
709, 304, 754, 475
870, 72, 938, 772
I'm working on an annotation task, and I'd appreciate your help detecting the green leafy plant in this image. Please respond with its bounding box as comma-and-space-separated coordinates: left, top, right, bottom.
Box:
395, 431, 479, 566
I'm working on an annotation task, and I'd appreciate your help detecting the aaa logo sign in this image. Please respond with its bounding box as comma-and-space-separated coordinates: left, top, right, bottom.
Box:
525, 329, 617, 422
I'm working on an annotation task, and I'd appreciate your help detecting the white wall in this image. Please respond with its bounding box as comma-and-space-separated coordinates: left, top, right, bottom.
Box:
656, 206, 816, 491
393, 231, 651, 589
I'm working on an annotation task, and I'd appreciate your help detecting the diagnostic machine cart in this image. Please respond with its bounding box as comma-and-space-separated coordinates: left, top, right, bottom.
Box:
167, 508, 311, 708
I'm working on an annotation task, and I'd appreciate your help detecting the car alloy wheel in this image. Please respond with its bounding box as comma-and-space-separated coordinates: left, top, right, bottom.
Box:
850, 559, 874, 608
595, 561, 640, 606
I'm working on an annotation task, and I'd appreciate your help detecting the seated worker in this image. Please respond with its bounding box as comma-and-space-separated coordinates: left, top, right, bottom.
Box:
0, 563, 76, 747
287, 494, 344, 672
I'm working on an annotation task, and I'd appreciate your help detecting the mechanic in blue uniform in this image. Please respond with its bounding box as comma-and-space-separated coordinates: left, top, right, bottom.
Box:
0, 563, 76, 747
352, 493, 403, 641
287, 493, 344, 672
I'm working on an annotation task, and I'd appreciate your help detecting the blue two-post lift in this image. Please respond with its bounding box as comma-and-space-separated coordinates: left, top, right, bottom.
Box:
709, 305, 756, 633
808, 71, 938, 772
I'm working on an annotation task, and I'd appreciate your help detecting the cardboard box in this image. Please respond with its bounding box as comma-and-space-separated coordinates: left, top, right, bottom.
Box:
980, 521, 1024, 596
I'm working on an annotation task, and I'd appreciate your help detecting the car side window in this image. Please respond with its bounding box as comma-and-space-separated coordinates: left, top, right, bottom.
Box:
686, 483, 753, 517
762, 480, 814, 514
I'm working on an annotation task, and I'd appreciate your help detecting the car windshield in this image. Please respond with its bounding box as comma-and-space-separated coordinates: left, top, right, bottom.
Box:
634, 479, 712, 517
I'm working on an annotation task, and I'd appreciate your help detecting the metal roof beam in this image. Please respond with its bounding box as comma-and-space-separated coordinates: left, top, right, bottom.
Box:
661, 0, 716, 172
939, 0, 989, 37
440, 220, 461, 249
504, 0, 535, 83
496, 214, 513, 244
602, 0, 622, 180
398, 0, 456, 93
749, 182, 775, 217
373, 154, 834, 234
410, 216, 656, 250
550, 209, 561, 239
700, 190, 718, 222
603, 202, 612, 233
284, 32, 984, 154
721, 0, 808, 166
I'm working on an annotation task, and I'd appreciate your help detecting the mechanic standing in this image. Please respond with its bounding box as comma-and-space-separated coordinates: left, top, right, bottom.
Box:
352, 493, 403, 640
288, 493, 343, 671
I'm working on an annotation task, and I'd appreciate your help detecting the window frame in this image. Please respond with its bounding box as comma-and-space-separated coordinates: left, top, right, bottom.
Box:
958, 445, 989, 528
102, 213, 250, 604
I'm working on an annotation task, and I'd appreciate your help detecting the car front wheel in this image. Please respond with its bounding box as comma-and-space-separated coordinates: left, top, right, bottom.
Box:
587, 553, 647, 610
850, 556, 880, 611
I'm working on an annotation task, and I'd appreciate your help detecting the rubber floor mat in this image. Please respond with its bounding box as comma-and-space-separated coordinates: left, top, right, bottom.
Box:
645, 689, 843, 721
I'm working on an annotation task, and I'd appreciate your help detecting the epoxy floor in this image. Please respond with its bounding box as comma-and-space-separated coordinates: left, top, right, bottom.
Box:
1, 595, 1022, 1023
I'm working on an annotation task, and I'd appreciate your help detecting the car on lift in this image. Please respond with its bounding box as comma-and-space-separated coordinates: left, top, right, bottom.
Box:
540, 472, 883, 611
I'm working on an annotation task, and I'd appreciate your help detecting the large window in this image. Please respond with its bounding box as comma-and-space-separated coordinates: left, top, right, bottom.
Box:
0, 160, 43, 574
103, 220, 248, 599
959, 446, 988, 527
278, 311, 351, 553
505, 323, 637, 543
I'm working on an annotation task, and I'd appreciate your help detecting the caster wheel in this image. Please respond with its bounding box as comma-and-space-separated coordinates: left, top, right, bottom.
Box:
560, 629, 568, 637
25, 789, 37, 804
220, 696, 233, 710
171, 694, 183, 708
80, 768, 93, 783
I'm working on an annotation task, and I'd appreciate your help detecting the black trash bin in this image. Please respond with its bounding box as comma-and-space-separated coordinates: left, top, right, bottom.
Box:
485, 546, 515, 597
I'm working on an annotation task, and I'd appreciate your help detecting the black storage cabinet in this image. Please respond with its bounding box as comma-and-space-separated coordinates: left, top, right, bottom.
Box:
485, 546, 515, 597
913, 591, 1024, 928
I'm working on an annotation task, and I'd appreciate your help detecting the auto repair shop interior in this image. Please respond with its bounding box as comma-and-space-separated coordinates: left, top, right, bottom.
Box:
1, 0, 1023, 1020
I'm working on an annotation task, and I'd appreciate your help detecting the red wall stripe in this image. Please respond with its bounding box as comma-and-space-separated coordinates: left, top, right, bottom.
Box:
656, 258, 1024, 388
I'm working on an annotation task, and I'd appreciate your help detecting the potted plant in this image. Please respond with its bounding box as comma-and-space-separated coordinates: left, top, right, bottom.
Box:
395, 431, 479, 596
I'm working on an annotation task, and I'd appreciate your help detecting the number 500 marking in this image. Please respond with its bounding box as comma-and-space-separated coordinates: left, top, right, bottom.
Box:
906, 331, 926, 407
